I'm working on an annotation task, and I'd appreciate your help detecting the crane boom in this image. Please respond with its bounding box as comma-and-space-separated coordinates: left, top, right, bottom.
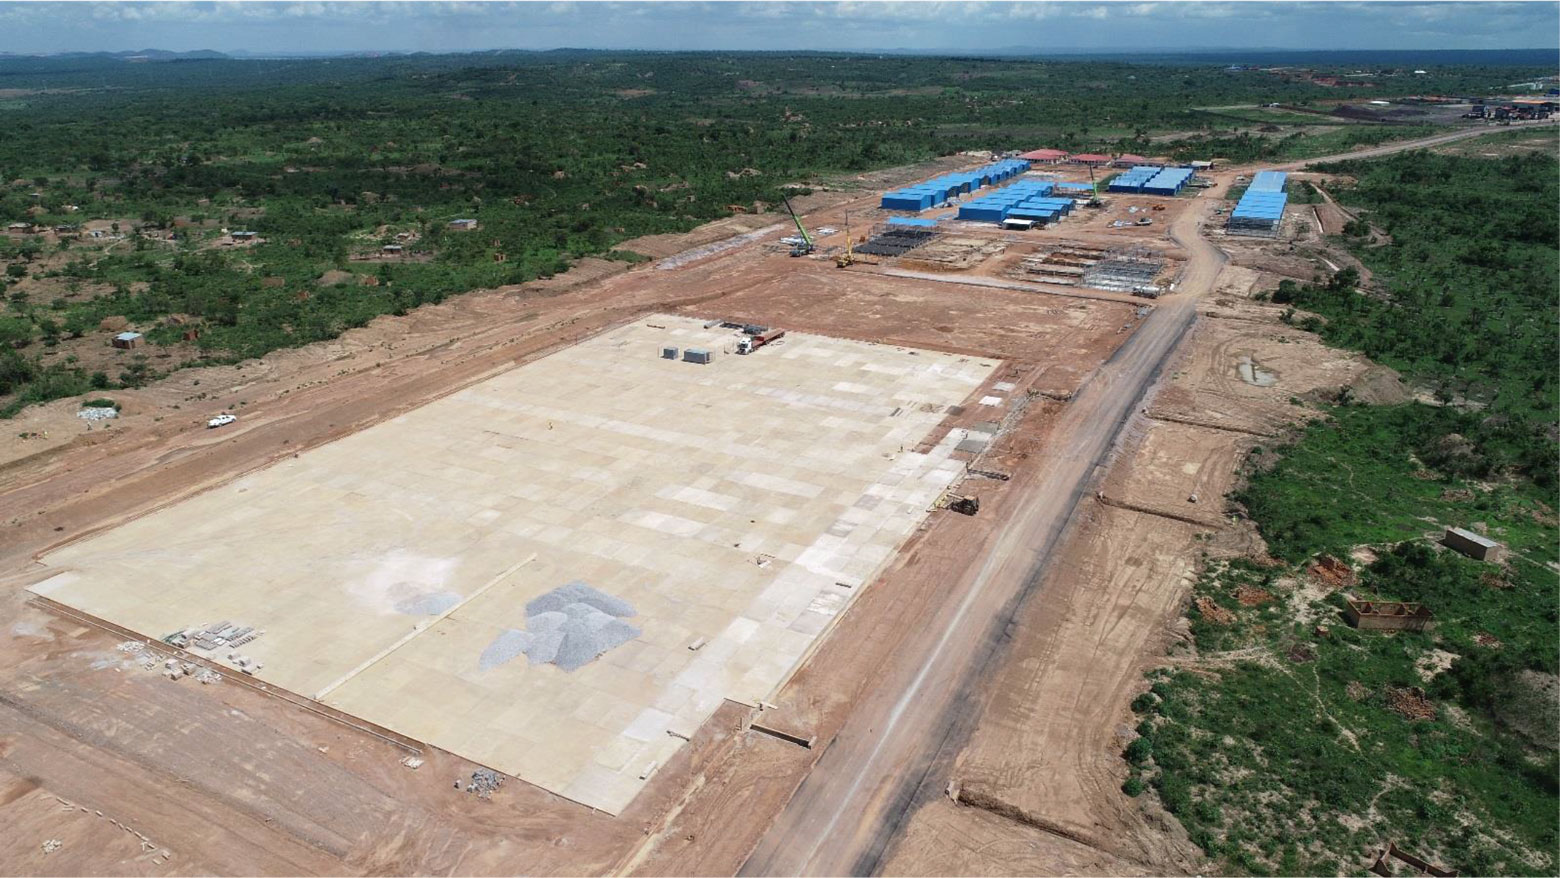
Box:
781, 194, 813, 255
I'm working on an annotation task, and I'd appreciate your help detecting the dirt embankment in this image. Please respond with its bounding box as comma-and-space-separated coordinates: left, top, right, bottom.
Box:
880, 297, 1387, 875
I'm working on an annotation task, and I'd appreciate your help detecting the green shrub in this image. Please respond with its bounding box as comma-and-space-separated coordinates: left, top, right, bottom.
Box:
1124, 736, 1154, 765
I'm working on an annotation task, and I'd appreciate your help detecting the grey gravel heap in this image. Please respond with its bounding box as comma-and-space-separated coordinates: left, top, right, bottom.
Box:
479, 581, 639, 672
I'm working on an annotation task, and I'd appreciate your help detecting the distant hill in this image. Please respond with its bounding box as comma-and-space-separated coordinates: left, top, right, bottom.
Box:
0, 49, 228, 60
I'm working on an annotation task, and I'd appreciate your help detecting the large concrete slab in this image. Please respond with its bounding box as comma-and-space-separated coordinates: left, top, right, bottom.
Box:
32, 315, 996, 813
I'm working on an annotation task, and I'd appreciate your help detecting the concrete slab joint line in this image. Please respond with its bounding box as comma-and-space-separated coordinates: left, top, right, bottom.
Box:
313, 553, 539, 700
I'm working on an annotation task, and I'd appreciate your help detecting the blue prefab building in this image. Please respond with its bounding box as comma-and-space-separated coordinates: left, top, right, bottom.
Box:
1142, 167, 1194, 196
881, 158, 1032, 213
1107, 166, 1161, 193
1228, 173, 1288, 236
1006, 208, 1058, 222
1247, 170, 1288, 192
901, 158, 1043, 224
957, 204, 1009, 222
880, 192, 925, 211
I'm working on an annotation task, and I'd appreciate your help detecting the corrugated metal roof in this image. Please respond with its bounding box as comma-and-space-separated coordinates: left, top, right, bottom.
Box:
957, 205, 1009, 221
1142, 167, 1193, 193
1248, 170, 1288, 192
1232, 171, 1288, 221
1230, 189, 1288, 219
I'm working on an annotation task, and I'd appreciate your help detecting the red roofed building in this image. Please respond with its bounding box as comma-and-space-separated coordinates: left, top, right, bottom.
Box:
1018, 148, 1068, 164
1068, 153, 1112, 166
1113, 154, 1153, 168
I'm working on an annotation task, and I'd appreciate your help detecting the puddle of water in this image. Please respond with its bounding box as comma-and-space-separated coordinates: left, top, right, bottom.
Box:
1238, 354, 1278, 387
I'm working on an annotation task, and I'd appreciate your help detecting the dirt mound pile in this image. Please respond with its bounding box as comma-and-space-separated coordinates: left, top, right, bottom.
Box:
1388, 687, 1436, 722
316, 270, 355, 287
1345, 365, 1412, 405
1194, 596, 1235, 624
1234, 585, 1275, 607
1308, 555, 1355, 588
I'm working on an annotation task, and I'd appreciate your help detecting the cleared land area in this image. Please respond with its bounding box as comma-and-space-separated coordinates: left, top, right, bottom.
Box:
30, 315, 993, 814
0, 152, 1141, 874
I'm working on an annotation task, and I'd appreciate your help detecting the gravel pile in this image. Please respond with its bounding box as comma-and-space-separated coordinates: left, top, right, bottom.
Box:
479, 630, 529, 670
459, 767, 504, 799
77, 407, 118, 421
526, 581, 635, 617
394, 591, 462, 616
479, 581, 639, 672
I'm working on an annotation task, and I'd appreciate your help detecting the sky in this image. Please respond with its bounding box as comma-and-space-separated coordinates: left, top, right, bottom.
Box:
0, 1, 1555, 56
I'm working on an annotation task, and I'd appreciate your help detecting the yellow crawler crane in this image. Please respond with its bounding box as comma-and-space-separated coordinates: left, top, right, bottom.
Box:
835, 211, 855, 267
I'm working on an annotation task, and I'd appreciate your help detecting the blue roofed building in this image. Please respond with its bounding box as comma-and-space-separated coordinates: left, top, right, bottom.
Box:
1228, 172, 1288, 237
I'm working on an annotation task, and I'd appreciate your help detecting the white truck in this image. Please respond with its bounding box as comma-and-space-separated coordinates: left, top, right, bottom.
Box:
207, 414, 237, 429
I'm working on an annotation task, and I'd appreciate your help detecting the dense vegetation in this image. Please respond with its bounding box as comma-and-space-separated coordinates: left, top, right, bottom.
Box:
1278, 149, 1559, 431
1164, 123, 1443, 165
1128, 148, 1559, 874
0, 51, 1543, 415
1129, 543, 1556, 875
1241, 405, 1557, 562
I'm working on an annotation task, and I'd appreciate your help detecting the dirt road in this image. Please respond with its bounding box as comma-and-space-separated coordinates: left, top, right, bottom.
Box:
738, 179, 1219, 878
1272, 119, 1556, 169
736, 122, 1526, 877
